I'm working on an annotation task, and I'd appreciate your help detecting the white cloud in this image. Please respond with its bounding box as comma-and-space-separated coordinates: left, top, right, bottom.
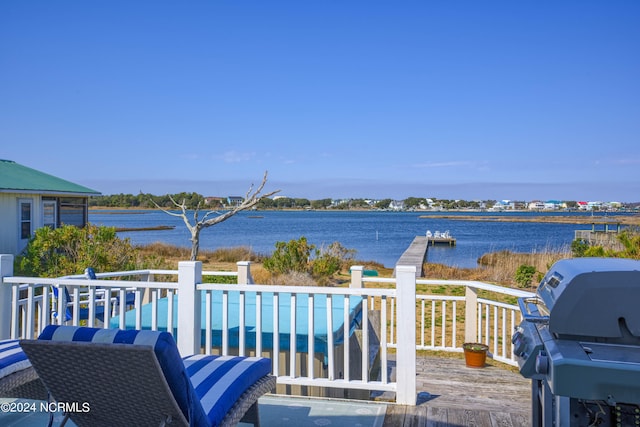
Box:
411, 160, 476, 168
612, 158, 640, 165
216, 151, 256, 163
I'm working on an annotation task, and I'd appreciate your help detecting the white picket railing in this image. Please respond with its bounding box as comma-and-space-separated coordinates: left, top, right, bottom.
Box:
353, 275, 534, 366
0, 254, 533, 405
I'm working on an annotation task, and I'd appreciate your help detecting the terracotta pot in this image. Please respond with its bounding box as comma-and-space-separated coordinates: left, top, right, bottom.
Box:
463, 343, 488, 368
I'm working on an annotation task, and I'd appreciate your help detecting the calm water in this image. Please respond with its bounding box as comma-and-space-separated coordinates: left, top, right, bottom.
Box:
89, 210, 621, 269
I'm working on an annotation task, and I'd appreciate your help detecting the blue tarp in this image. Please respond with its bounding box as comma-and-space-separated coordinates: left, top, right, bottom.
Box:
111, 291, 363, 358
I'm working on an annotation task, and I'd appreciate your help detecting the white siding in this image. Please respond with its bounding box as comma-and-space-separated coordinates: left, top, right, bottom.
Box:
0, 192, 43, 256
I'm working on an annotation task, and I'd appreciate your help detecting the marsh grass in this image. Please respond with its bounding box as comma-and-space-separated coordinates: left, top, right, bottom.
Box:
137, 242, 266, 267
136, 242, 572, 290
475, 245, 572, 289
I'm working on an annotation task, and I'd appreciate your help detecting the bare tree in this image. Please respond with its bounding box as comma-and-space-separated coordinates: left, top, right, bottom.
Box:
153, 171, 280, 260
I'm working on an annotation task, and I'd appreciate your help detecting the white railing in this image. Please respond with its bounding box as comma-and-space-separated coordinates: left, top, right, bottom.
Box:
352, 274, 534, 366
194, 284, 399, 393
0, 262, 249, 341
1, 254, 533, 405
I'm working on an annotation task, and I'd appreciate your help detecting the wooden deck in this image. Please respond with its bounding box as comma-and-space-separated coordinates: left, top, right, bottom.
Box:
395, 236, 429, 277
380, 355, 531, 427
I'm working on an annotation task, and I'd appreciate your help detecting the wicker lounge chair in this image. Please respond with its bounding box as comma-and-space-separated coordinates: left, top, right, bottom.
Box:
20, 325, 276, 427
0, 339, 47, 399
51, 283, 109, 323
84, 267, 136, 309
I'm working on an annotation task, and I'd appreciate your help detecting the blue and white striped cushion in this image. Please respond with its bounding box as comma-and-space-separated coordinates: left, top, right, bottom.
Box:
37, 325, 209, 426
0, 339, 31, 379
184, 355, 272, 427
37, 326, 272, 427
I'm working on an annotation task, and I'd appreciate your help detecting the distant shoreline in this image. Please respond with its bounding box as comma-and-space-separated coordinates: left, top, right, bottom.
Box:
418, 214, 640, 226
115, 225, 175, 232
89, 207, 640, 226
90, 207, 149, 213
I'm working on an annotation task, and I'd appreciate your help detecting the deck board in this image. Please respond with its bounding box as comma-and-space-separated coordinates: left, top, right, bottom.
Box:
383, 404, 409, 427
381, 355, 531, 427
425, 407, 447, 427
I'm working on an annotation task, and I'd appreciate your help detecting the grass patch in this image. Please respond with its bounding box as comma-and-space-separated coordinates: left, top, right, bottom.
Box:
136, 242, 267, 269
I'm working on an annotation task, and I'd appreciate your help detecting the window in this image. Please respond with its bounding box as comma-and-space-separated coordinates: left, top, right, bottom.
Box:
19, 199, 33, 239
43, 199, 57, 228
59, 197, 88, 227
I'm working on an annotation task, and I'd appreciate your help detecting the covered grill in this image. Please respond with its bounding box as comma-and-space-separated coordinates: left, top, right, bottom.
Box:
512, 257, 640, 426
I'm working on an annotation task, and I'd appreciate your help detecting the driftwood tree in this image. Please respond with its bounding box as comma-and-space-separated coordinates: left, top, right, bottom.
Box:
153, 171, 280, 260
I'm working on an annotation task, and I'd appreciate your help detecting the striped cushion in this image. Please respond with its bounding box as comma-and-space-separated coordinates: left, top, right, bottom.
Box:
184, 355, 272, 426
0, 340, 31, 379
37, 326, 272, 427
38, 325, 208, 426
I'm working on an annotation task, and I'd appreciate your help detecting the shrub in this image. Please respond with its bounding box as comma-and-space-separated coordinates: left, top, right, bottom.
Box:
263, 238, 357, 285
263, 237, 315, 275
618, 229, 640, 259
311, 254, 341, 281
203, 275, 238, 284
570, 229, 640, 260
312, 242, 355, 278
16, 224, 137, 277
514, 264, 536, 289
583, 245, 607, 257
571, 239, 589, 257
272, 271, 317, 287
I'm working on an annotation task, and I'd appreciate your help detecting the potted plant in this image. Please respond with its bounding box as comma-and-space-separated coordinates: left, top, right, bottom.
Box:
462, 342, 489, 368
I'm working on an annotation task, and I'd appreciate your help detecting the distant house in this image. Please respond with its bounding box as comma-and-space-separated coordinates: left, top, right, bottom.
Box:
0, 159, 100, 256
492, 200, 515, 210
226, 196, 244, 207
544, 200, 562, 210
389, 200, 405, 211
528, 201, 545, 210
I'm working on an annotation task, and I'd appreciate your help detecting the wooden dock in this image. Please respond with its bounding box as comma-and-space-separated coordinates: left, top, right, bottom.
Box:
395, 236, 429, 277
426, 231, 456, 246
427, 237, 456, 246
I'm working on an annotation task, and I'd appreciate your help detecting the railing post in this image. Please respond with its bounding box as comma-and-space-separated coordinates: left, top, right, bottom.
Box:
395, 265, 416, 405
0, 255, 14, 340
140, 272, 153, 305
350, 265, 363, 288
237, 261, 253, 284
177, 261, 202, 356
465, 285, 478, 343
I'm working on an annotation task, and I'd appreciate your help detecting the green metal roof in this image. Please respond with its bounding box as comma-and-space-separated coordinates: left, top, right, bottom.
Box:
0, 159, 100, 195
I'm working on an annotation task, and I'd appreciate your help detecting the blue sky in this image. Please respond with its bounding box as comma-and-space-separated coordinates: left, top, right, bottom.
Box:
2, 1, 639, 202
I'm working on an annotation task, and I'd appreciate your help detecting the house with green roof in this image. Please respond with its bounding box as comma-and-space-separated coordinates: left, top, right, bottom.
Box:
0, 159, 100, 255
